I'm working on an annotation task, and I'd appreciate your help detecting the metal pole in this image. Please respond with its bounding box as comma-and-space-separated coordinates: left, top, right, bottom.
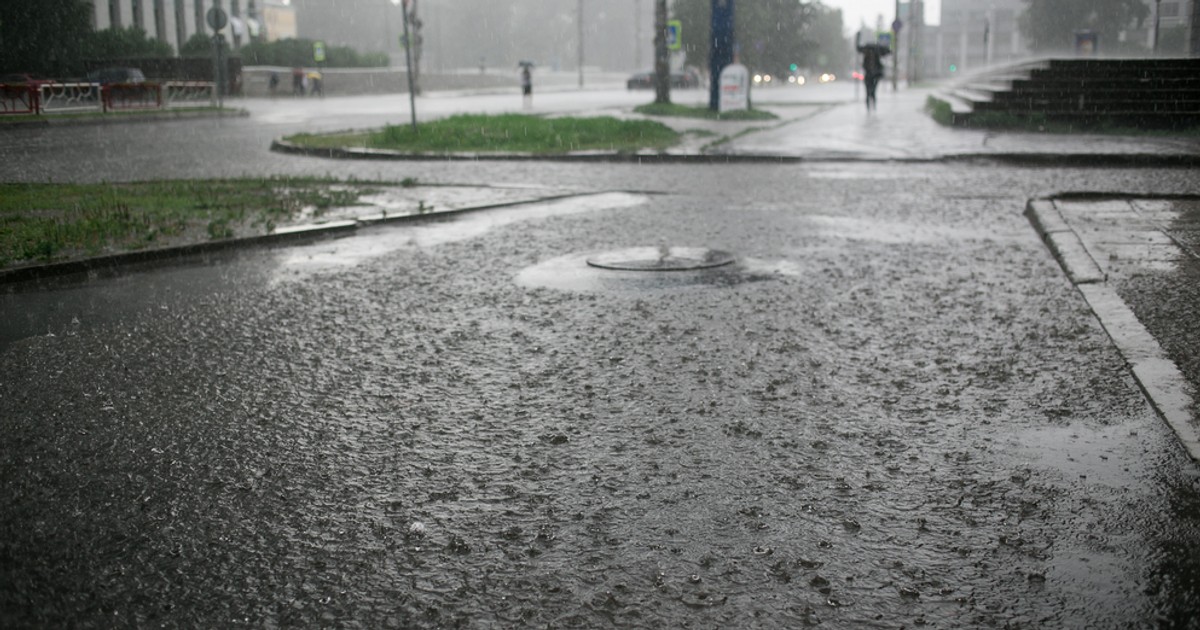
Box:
892, 0, 899, 91
654, 0, 669, 103
634, 0, 642, 70
1153, 0, 1162, 53
401, 1, 417, 132
578, 0, 585, 88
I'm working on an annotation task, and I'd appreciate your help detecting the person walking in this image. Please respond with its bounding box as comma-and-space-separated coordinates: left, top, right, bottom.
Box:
857, 35, 890, 112
307, 70, 323, 97
291, 67, 304, 97
520, 63, 533, 109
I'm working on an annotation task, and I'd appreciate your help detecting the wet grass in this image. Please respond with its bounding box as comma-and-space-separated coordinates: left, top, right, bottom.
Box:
633, 102, 778, 121
0, 177, 379, 267
286, 113, 680, 154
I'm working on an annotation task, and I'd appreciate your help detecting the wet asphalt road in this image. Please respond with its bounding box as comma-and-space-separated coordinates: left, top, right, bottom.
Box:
3, 99, 1200, 628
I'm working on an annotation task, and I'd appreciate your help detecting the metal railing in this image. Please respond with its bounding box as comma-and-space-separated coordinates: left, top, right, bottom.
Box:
37, 82, 101, 113
0, 84, 40, 114
0, 81, 217, 115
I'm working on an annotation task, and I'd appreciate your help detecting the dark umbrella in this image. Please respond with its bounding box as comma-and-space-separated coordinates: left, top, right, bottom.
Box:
856, 43, 892, 57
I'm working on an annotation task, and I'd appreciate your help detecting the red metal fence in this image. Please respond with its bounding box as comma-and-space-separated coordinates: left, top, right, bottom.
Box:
0, 84, 40, 115
0, 81, 215, 116
101, 82, 162, 112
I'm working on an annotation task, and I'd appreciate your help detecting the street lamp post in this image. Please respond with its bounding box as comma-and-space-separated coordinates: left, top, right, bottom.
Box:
893, 0, 900, 91
634, 0, 642, 71
578, 0, 585, 88
1153, 0, 1162, 54
395, 0, 417, 132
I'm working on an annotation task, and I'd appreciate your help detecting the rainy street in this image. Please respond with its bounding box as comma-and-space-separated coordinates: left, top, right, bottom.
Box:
3, 87, 1200, 628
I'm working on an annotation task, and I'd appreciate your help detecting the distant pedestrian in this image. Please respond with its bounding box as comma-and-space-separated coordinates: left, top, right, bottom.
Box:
857, 40, 889, 112
291, 67, 304, 96
268, 71, 280, 98
520, 63, 533, 109
308, 70, 323, 97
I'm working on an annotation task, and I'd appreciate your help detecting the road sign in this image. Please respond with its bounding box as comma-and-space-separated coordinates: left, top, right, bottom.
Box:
877, 33, 892, 48
667, 20, 682, 51
206, 7, 227, 31
893, 19, 903, 32
313, 41, 326, 63
719, 63, 749, 112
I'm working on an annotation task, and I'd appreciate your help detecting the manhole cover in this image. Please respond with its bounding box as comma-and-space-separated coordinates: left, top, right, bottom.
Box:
586, 246, 735, 271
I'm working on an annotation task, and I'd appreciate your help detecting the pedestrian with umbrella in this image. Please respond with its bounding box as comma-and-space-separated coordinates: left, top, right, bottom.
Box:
857, 33, 890, 111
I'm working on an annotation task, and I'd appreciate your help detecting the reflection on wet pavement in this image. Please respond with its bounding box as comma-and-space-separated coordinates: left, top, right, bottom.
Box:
3, 162, 1200, 627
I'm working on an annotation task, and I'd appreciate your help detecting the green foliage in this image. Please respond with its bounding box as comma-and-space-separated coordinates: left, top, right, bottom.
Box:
0, 178, 379, 266
287, 114, 681, 154
0, 0, 93, 76
180, 32, 231, 58
83, 26, 175, 60
671, 0, 846, 76
1019, 0, 1150, 52
237, 38, 388, 68
924, 96, 955, 126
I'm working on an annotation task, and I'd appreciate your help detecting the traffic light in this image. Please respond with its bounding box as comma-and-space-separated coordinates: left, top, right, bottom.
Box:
949, 64, 957, 73
789, 63, 798, 72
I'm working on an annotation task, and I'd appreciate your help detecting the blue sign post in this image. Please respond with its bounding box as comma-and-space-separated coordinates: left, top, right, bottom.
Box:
709, 0, 735, 111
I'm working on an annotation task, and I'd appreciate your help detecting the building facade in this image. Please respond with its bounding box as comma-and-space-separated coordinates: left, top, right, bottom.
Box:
89, 0, 297, 54
932, 0, 1028, 77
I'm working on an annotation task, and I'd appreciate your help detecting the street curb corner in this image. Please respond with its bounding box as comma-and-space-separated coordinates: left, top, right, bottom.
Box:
1025, 198, 1105, 284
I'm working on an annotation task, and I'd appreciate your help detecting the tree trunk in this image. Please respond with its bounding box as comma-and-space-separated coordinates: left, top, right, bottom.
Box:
654, 0, 670, 104
1192, 0, 1200, 57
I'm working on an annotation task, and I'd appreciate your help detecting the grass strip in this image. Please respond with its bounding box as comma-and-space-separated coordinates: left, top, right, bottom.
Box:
633, 102, 777, 121
286, 113, 680, 154
0, 177, 379, 267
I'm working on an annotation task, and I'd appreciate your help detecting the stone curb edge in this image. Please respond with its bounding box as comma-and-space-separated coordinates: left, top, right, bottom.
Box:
0, 109, 249, 131
0, 191, 589, 285
1025, 195, 1200, 462
270, 139, 1200, 168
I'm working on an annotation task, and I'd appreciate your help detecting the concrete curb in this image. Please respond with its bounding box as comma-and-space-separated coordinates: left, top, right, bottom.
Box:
0, 108, 249, 131
271, 139, 1200, 168
1026, 196, 1200, 462
0, 191, 593, 285
268, 140, 807, 164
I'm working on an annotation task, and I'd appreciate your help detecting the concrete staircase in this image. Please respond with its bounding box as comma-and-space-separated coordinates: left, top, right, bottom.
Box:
932, 58, 1200, 130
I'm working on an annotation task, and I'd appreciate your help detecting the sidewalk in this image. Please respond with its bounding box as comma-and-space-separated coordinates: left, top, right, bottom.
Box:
721, 86, 1200, 162
1027, 196, 1200, 459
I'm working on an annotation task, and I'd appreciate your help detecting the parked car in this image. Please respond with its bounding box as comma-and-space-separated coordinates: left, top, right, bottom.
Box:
86, 67, 146, 85
626, 69, 701, 90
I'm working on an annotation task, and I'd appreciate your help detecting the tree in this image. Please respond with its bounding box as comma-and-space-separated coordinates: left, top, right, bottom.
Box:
180, 32, 230, 58
672, 0, 831, 77
83, 26, 175, 60
1019, 0, 1150, 53
0, 0, 93, 76
234, 38, 388, 67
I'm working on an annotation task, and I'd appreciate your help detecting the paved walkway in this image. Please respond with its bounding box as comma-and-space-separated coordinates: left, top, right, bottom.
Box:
723, 86, 1200, 161
1027, 196, 1200, 457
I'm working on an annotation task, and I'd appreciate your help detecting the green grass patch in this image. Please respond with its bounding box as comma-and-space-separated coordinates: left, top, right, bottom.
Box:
286, 113, 680, 154
634, 102, 778, 121
924, 96, 955, 127
0, 177, 378, 267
